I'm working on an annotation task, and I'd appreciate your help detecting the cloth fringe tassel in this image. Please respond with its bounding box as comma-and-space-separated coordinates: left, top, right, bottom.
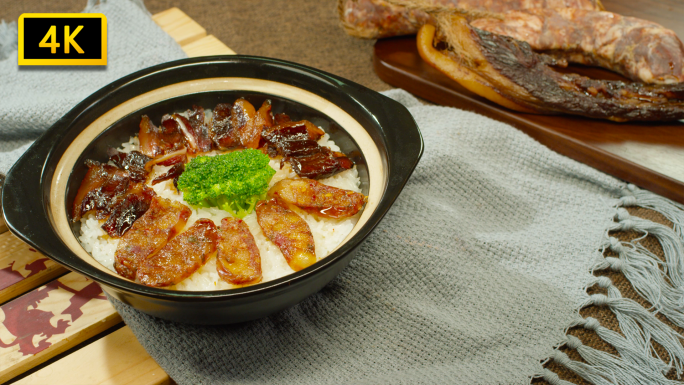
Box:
619, 184, 684, 241
610, 207, 684, 288
593, 237, 684, 330
537, 185, 684, 384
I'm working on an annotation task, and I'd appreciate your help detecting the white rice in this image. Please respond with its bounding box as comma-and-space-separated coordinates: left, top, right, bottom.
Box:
78, 133, 362, 291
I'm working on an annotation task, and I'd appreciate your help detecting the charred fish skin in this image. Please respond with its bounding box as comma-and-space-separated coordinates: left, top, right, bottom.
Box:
114, 197, 192, 280
470, 8, 684, 85
256, 198, 317, 272
268, 178, 367, 219
338, 0, 602, 39
216, 217, 262, 285
136, 218, 219, 287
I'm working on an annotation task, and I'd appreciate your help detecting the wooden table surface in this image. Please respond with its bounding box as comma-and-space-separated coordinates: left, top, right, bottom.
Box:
0, 8, 233, 384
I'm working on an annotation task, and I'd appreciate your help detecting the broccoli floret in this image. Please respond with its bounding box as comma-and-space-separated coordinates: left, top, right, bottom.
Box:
176, 149, 276, 218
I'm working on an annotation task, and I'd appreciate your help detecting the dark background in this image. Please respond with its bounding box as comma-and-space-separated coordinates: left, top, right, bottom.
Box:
22, 17, 102, 59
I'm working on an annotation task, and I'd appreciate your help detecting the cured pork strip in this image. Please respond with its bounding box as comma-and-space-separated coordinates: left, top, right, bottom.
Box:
185, 105, 214, 153
138, 115, 185, 158
72, 161, 130, 221
216, 217, 262, 285
210, 99, 274, 150
268, 179, 367, 219
256, 198, 316, 272
114, 197, 191, 279
136, 218, 218, 287
338, 0, 602, 39
101, 183, 156, 237
417, 16, 684, 121
471, 8, 684, 84
109, 150, 151, 183
262, 121, 353, 180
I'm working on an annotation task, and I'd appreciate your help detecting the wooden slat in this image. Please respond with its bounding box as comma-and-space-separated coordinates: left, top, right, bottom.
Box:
182, 34, 236, 57
0, 232, 68, 304
151, 7, 206, 46
0, 273, 121, 384
15, 326, 172, 385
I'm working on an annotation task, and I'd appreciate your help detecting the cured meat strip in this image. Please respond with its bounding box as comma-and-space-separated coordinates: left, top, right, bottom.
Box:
186, 105, 214, 153
72, 160, 130, 221
274, 112, 292, 125
151, 163, 185, 186
144, 148, 187, 172
254, 100, 275, 147
210, 103, 236, 149
136, 219, 218, 287
231, 98, 261, 149
109, 150, 151, 183
256, 198, 316, 272
268, 179, 367, 219
101, 183, 156, 237
262, 121, 352, 179
210, 99, 263, 149
471, 8, 684, 84
287, 151, 354, 180
338, 0, 602, 39
138, 115, 184, 158
216, 217, 262, 285
114, 197, 191, 279
161, 114, 200, 154
160, 110, 214, 154
417, 16, 684, 121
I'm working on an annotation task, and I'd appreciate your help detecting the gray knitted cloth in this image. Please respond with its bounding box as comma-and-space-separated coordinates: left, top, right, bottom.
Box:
0, 0, 187, 174
112, 90, 679, 385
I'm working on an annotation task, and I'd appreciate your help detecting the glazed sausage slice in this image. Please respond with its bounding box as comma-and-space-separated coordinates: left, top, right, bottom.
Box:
114, 197, 191, 279
268, 178, 366, 219
216, 217, 262, 285
256, 198, 316, 271
136, 218, 218, 287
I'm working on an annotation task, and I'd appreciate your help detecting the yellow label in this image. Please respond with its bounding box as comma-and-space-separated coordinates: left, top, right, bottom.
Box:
18, 13, 107, 66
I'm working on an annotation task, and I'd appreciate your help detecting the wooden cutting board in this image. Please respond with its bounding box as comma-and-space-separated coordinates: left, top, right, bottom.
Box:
373, 0, 684, 204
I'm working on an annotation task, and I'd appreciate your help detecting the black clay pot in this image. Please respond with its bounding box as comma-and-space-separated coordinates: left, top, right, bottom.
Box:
2, 56, 423, 324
